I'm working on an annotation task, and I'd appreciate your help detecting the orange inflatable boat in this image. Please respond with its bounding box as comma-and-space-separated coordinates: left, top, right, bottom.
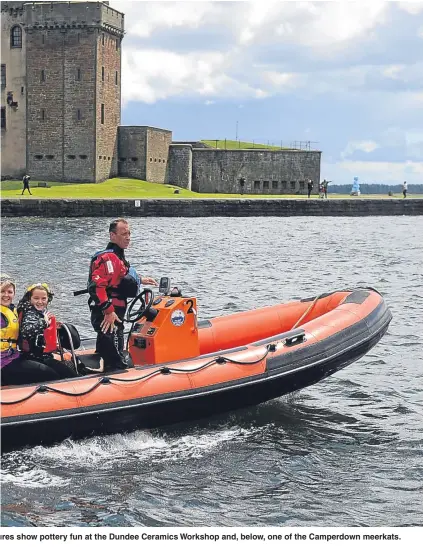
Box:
1, 287, 392, 452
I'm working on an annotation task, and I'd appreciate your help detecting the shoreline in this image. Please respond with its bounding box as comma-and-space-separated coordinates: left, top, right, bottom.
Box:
1, 198, 422, 217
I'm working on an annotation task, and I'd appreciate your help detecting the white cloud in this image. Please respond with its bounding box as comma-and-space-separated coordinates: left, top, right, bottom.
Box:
296, 1, 387, 48
263, 71, 301, 88
113, 1, 215, 38
341, 140, 380, 159
397, 2, 423, 15
382, 65, 403, 79
121, 48, 270, 104
405, 130, 423, 159
111, 0, 407, 104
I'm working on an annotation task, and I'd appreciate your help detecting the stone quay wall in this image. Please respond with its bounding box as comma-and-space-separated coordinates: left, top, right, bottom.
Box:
2, 198, 422, 217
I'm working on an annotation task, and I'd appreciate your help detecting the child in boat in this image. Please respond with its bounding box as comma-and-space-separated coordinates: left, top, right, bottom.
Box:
1, 278, 75, 386
1, 274, 21, 370
16, 283, 77, 381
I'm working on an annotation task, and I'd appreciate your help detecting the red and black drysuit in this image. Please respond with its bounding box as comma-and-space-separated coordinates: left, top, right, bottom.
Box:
87, 242, 138, 371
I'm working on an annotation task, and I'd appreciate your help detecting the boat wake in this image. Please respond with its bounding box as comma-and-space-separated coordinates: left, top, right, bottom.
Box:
1, 424, 268, 486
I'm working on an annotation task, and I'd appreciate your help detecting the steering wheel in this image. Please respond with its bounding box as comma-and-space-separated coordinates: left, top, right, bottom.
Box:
126, 288, 154, 323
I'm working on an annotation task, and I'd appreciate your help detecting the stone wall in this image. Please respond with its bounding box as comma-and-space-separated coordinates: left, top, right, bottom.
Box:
117, 126, 172, 182
166, 144, 192, 189
1, 2, 27, 179
118, 126, 147, 179
95, 26, 121, 182
145, 127, 172, 183
26, 27, 67, 181
2, 198, 422, 217
191, 149, 321, 194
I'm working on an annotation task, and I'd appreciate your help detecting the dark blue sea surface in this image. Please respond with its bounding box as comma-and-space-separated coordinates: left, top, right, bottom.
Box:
1, 216, 422, 527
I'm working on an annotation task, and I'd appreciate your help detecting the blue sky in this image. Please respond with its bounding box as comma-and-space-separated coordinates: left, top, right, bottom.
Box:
111, 0, 423, 185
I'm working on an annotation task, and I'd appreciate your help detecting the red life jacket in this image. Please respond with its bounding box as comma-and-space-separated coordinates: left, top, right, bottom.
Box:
43, 315, 58, 353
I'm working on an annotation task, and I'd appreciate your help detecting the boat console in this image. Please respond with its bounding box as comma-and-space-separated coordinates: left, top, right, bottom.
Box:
127, 279, 200, 366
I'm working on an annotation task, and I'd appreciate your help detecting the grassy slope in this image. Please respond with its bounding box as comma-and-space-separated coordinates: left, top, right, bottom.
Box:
0, 178, 419, 199
201, 140, 290, 150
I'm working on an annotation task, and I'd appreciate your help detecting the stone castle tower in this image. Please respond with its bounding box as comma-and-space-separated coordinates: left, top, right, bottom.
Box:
1, 1, 124, 182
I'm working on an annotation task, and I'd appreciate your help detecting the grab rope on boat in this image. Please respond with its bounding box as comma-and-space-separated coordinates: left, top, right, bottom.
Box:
291, 286, 380, 330
0, 344, 276, 405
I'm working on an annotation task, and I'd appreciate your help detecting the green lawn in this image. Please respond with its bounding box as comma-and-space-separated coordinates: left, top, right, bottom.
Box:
0, 178, 197, 199
0, 178, 420, 199
201, 140, 293, 150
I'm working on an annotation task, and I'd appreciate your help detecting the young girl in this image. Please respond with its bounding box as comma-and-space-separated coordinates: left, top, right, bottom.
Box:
16, 283, 77, 381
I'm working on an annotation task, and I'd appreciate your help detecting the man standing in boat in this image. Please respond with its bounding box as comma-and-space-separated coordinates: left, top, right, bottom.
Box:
87, 218, 158, 371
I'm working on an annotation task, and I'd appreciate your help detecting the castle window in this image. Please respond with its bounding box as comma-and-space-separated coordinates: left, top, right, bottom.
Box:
1, 65, 5, 88
102, 33, 105, 46
108, 157, 111, 160
46, 155, 55, 160
254, 181, 260, 189
21, 86, 24, 94
77, 68, 81, 81
41, 70, 45, 82
116, 38, 119, 50
77, 109, 81, 121
34, 155, 43, 160
131, 157, 138, 162
115, 71, 118, 85
41, 109, 45, 121
263, 181, 269, 190
149, 158, 152, 162
272, 181, 278, 189
67, 155, 76, 159
98, 156, 102, 160
101, 104, 104, 124
42, 34, 45, 45
1, 107, 6, 130
101, 67, 104, 82
79, 155, 87, 159
11, 26, 22, 48
154, 158, 157, 162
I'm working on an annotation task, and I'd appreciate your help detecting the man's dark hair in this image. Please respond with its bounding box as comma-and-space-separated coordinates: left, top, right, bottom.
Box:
109, 218, 128, 234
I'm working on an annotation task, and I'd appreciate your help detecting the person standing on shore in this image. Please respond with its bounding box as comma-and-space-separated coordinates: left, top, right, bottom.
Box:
307, 179, 313, 198
323, 180, 330, 199
402, 181, 407, 198
21, 174, 32, 195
